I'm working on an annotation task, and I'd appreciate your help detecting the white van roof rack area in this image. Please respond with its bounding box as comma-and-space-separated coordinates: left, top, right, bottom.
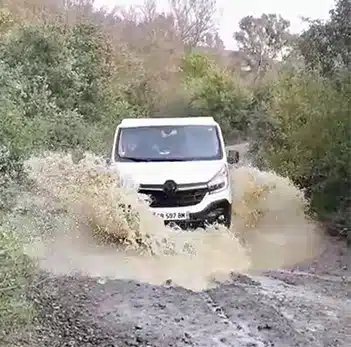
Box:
120, 117, 217, 127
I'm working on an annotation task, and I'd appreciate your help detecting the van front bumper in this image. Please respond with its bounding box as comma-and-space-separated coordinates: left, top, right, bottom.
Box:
139, 182, 232, 230
163, 199, 232, 229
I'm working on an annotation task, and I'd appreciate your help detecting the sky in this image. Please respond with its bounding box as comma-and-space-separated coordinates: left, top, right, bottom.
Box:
95, 0, 335, 49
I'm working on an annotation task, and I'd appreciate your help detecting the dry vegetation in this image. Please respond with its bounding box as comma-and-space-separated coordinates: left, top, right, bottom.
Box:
0, 0, 350, 343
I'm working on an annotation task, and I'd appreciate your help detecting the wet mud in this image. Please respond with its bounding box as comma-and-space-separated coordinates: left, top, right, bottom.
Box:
3, 144, 350, 347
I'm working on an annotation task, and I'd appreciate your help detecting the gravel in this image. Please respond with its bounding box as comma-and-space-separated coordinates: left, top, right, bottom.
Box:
10, 241, 349, 347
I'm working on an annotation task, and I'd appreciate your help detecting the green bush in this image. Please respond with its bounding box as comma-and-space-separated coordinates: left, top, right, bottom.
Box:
1, 23, 113, 122
250, 71, 351, 235
0, 224, 35, 339
0, 145, 24, 211
182, 52, 253, 139
0, 21, 148, 160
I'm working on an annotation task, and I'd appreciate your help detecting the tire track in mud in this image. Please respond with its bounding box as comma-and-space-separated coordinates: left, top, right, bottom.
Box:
269, 269, 351, 283
204, 278, 315, 347
95, 271, 349, 347
198, 290, 265, 346
25, 266, 350, 347
228, 272, 350, 347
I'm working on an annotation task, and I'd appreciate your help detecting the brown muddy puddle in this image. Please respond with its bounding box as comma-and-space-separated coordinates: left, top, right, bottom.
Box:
20, 152, 322, 291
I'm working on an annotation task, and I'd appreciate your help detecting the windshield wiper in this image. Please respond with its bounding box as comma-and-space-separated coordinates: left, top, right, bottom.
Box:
142, 158, 189, 162
121, 157, 191, 162
157, 158, 189, 162
121, 157, 151, 162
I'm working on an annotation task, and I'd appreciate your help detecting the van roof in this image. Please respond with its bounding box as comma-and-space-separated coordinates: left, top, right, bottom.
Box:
119, 117, 217, 127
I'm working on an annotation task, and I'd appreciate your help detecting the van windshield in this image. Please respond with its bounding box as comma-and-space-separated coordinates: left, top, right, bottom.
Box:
115, 125, 223, 162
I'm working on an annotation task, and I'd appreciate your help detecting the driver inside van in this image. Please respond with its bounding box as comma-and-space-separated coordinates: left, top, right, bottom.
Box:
152, 128, 184, 156
120, 127, 185, 158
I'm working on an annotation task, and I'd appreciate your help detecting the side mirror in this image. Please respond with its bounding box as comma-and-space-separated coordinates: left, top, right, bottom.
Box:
227, 150, 239, 164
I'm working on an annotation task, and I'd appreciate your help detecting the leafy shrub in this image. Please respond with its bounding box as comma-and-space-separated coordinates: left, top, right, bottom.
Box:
182, 52, 253, 139
0, 224, 35, 338
0, 145, 24, 211
251, 71, 351, 236
0, 22, 114, 121
0, 21, 148, 161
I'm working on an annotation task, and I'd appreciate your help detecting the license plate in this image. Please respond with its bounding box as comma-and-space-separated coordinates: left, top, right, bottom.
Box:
153, 211, 190, 220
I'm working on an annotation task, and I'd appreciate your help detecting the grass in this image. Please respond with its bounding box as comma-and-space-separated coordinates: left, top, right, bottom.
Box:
0, 222, 36, 340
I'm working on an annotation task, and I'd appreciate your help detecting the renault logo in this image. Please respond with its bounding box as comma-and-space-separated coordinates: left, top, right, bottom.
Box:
163, 180, 177, 195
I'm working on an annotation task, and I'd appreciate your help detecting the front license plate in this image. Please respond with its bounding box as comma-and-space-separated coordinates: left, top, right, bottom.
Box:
153, 211, 190, 220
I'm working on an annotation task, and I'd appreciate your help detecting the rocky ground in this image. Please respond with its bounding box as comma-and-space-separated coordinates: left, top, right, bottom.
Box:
19, 237, 349, 347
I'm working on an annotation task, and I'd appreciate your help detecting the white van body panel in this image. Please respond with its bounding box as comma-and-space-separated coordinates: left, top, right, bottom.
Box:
109, 117, 233, 225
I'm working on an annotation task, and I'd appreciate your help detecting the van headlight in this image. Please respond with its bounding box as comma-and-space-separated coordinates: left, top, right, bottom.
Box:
208, 166, 229, 193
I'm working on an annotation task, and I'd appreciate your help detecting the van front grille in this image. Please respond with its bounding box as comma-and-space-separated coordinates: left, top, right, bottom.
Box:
138, 187, 208, 208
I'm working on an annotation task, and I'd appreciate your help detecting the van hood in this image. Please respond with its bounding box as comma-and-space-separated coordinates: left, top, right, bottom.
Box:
111, 161, 224, 185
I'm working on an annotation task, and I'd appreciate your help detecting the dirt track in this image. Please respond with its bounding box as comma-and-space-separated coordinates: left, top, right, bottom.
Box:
19, 143, 349, 347
28, 246, 350, 347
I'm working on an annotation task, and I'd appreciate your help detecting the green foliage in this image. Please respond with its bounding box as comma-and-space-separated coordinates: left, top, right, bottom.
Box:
234, 13, 292, 75
299, 0, 350, 76
1, 22, 114, 123
182, 52, 252, 138
250, 0, 351, 236
0, 21, 147, 159
250, 71, 351, 235
0, 145, 24, 211
64, 23, 114, 122
0, 224, 35, 338
182, 52, 214, 79
110, 52, 160, 117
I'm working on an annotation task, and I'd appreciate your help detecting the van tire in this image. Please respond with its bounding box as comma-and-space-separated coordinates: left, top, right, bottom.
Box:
221, 204, 232, 229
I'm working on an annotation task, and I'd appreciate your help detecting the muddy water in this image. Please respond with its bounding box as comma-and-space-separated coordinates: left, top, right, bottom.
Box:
21, 150, 322, 291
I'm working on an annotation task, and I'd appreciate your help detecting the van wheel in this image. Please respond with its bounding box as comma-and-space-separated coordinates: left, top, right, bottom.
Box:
220, 204, 232, 229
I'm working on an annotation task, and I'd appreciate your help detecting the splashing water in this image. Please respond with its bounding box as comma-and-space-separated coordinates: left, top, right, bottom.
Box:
231, 167, 320, 271
19, 151, 321, 291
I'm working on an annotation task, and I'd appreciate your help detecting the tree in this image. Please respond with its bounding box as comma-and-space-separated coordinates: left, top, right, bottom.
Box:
204, 31, 224, 50
182, 53, 252, 137
299, 0, 350, 76
234, 14, 292, 77
168, 0, 218, 48
139, 0, 158, 23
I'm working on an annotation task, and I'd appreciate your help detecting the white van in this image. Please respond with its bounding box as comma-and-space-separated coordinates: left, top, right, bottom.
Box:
109, 117, 239, 229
